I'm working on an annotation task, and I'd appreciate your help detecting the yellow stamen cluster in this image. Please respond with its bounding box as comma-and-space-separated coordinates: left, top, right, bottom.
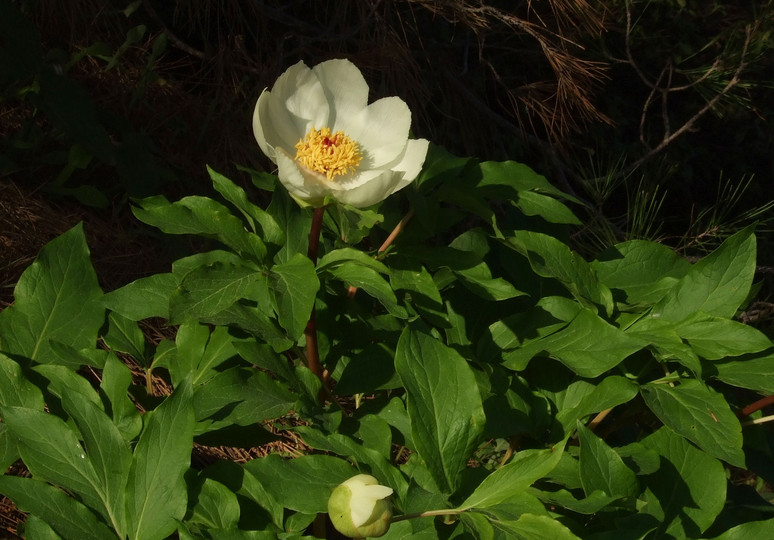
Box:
294, 127, 361, 180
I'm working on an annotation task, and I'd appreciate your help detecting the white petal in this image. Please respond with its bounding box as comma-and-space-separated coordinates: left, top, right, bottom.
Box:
362, 484, 394, 499
272, 61, 330, 132
312, 59, 370, 129
387, 138, 430, 193
349, 496, 376, 528
343, 97, 411, 168
335, 169, 406, 208
252, 90, 278, 161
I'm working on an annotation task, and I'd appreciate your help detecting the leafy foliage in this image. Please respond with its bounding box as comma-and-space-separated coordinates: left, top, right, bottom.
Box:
1, 145, 773, 538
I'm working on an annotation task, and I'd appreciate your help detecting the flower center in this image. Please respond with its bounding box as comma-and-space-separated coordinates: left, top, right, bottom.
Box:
294, 127, 361, 180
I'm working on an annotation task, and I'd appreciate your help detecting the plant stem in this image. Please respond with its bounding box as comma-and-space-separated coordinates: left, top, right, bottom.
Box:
738, 394, 774, 418
304, 207, 326, 382
391, 508, 465, 523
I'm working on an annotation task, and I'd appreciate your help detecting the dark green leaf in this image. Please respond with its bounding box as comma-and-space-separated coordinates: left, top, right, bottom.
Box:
269, 253, 319, 339
329, 262, 406, 318
512, 190, 581, 225
674, 312, 771, 360
0, 476, 115, 540
0, 223, 104, 364
641, 379, 744, 467
395, 328, 485, 492
101, 273, 178, 321
125, 381, 195, 540
577, 422, 638, 500
132, 196, 267, 262
713, 351, 774, 393
641, 427, 726, 538
651, 226, 756, 321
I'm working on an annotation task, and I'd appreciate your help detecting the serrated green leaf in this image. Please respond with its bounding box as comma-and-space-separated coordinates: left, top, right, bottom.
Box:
395, 328, 485, 492
269, 253, 319, 340
132, 195, 267, 262
641, 380, 744, 467
0, 476, 115, 540
101, 273, 178, 321
243, 454, 355, 514
577, 422, 638, 500
674, 312, 772, 360
0, 223, 104, 364
641, 427, 726, 538
460, 441, 565, 510
651, 226, 756, 321
125, 381, 195, 540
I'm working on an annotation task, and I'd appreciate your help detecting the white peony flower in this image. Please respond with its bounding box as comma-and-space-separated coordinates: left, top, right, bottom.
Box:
328, 474, 393, 538
253, 59, 429, 208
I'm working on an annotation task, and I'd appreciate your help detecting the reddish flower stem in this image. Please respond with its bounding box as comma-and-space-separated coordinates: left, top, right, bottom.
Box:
304, 207, 326, 382
738, 394, 774, 418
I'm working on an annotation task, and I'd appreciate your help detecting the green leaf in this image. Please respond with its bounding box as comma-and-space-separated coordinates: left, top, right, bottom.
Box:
101, 273, 178, 321
512, 190, 581, 225
243, 454, 355, 514
390, 259, 448, 327
125, 381, 195, 540
651, 225, 756, 321
592, 240, 691, 306
200, 302, 293, 353
100, 353, 142, 441
506, 231, 613, 315
266, 184, 312, 264
0, 352, 45, 409
707, 518, 774, 539
0, 223, 104, 364
467, 512, 581, 540
0, 406, 103, 512
504, 308, 644, 377
460, 441, 566, 510
0, 476, 115, 540
395, 328, 485, 492
641, 379, 744, 467
455, 261, 526, 301
713, 351, 774, 393
576, 422, 638, 500
18, 515, 62, 540
170, 262, 266, 324
555, 376, 639, 433
102, 311, 146, 362
187, 477, 241, 529
194, 367, 295, 431
674, 312, 772, 360
269, 253, 320, 340
208, 165, 283, 247
317, 247, 389, 275
328, 262, 407, 318
641, 427, 726, 538
62, 390, 132, 536
471, 160, 579, 202
131, 195, 267, 262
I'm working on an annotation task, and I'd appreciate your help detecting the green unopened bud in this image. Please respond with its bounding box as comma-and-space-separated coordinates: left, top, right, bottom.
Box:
328, 474, 393, 538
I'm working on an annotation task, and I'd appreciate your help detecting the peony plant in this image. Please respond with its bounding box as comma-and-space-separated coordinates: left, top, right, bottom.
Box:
252, 59, 429, 208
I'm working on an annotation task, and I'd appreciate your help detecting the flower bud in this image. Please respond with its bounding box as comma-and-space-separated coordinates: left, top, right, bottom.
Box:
328, 474, 393, 538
